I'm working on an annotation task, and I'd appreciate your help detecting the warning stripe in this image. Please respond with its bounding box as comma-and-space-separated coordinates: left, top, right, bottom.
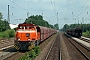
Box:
14, 45, 20, 50
16, 30, 36, 33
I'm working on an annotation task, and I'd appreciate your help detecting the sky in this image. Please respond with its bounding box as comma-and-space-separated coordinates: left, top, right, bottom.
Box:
0, 0, 90, 29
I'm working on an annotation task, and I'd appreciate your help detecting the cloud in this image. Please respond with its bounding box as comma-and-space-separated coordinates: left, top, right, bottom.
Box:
0, 0, 90, 28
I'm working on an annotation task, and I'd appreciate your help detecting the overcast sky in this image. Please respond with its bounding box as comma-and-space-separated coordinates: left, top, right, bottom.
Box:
0, 0, 90, 29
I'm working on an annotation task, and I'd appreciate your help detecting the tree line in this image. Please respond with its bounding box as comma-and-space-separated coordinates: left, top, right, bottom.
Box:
0, 12, 59, 38
0, 12, 15, 38
0, 12, 59, 32
25, 15, 59, 30
0, 12, 10, 32
62, 24, 90, 32
61, 23, 90, 37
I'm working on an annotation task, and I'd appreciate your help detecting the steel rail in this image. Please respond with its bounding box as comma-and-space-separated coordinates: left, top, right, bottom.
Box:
44, 34, 61, 60
67, 37, 90, 60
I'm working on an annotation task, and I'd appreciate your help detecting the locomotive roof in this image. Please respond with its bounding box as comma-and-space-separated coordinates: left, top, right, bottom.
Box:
18, 23, 35, 26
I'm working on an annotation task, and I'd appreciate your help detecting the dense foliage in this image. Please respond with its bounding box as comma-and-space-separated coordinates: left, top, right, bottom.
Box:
0, 20, 10, 32
82, 30, 90, 37
0, 12, 10, 32
62, 24, 90, 32
0, 29, 15, 38
54, 24, 59, 30
19, 46, 41, 60
0, 12, 15, 38
61, 24, 90, 37
25, 15, 59, 30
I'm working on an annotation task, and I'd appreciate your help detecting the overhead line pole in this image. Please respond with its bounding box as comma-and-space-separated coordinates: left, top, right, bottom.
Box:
57, 12, 59, 30
7, 5, 10, 24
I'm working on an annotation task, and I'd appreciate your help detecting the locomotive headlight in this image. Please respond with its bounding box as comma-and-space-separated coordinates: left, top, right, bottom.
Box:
28, 39, 30, 41
26, 33, 30, 37
18, 38, 20, 41
28, 38, 30, 41
17, 37, 20, 41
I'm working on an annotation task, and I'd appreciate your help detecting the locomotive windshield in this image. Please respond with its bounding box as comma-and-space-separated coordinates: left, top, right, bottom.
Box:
18, 26, 35, 30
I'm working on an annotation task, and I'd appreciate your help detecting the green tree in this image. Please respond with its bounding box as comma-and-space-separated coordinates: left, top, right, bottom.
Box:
0, 12, 3, 20
25, 15, 55, 29
54, 24, 59, 30
62, 23, 90, 32
62, 24, 69, 31
0, 12, 10, 32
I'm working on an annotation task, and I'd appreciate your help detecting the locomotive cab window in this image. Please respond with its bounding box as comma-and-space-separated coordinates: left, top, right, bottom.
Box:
30, 26, 35, 30
18, 26, 25, 29
19, 26, 23, 29
27, 26, 30, 29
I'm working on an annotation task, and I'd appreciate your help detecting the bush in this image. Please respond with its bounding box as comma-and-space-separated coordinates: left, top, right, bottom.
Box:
2, 31, 9, 38
29, 49, 36, 59
19, 52, 31, 60
0, 29, 15, 38
34, 46, 41, 55
0, 32, 4, 38
8, 29, 15, 37
19, 46, 41, 60
82, 30, 90, 37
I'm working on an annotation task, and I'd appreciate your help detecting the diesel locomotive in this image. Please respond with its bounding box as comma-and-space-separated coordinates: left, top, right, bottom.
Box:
14, 23, 57, 50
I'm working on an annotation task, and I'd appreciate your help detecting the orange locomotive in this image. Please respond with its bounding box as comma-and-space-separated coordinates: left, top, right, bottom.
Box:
14, 23, 57, 50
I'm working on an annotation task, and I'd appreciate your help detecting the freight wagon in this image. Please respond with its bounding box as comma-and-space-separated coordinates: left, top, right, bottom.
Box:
66, 28, 82, 38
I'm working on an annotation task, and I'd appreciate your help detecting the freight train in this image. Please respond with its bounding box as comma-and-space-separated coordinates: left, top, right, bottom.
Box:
66, 28, 82, 38
14, 23, 57, 50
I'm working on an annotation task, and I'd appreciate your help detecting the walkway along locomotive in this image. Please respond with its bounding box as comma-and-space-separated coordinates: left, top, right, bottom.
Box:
14, 23, 57, 50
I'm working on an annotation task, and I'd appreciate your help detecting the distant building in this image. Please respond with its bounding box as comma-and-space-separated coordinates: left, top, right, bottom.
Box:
9, 24, 18, 29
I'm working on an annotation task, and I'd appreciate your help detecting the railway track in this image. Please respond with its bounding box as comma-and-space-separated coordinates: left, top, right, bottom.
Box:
45, 34, 61, 60
0, 52, 17, 60
64, 34, 90, 60
0, 38, 20, 60
0, 45, 26, 60
5, 52, 25, 60
0, 38, 14, 49
0, 34, 58, 60
0, 39, 28, 60
80, 36, 90, 43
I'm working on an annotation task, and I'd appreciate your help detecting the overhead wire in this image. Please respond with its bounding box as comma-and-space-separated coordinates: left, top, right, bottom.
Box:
50, 0, 59, 22
9, 0, 28, 12
50, 0, 57, 17
77, 5, 90, 17
49, 0, 60, 29
76, 0, 88, 14
0, 6, 22, 19
24, 0, 32, 12
0, 4, 24, 21
9, 0, 29, 22
43, 15, 56, 18
24, 0, 37, 12
76, 0, 89, 17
